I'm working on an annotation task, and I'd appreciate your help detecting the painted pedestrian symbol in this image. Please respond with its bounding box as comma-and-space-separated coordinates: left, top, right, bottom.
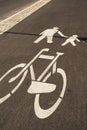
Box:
34, 27, 67, 43
0, 48, 67, 119
62, 35, 80, 46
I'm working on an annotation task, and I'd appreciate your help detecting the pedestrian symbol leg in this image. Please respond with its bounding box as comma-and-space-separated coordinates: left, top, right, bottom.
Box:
62, 40, 69, 46
47, 36, 53, 43
34, 35, 46, 43
70, 41, 76, 46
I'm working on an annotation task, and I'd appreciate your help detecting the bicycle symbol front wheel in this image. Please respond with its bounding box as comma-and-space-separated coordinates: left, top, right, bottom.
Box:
0, 63, 28, 104
34, 68, 67, 119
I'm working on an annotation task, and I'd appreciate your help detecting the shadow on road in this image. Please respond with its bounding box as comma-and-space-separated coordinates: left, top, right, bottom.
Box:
5, 31, 87, 42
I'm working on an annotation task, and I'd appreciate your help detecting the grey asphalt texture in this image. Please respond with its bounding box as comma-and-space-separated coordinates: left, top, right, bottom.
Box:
0, 0, 38, 20
0, 0, 87, 130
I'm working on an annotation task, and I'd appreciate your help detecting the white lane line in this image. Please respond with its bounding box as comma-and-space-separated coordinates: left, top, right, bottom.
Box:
0, 0, 51, 35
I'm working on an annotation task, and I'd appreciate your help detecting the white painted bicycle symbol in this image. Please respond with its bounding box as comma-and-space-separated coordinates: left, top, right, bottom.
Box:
0, 48, 67, 119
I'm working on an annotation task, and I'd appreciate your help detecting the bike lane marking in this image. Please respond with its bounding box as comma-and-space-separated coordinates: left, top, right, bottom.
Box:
0, 48, 67, 119
0, 0, 51, 35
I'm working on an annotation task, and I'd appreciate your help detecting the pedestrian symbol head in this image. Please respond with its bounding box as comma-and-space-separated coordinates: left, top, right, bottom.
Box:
53, 27, 59, 30
73, 35, 78, 38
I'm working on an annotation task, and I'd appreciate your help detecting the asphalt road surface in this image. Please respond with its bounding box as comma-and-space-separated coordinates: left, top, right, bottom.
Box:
0, 0, 37, 20
0, 0, 87, 130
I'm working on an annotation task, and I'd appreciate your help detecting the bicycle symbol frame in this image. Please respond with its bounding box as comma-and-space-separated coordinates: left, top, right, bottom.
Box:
0, 48, 67, 119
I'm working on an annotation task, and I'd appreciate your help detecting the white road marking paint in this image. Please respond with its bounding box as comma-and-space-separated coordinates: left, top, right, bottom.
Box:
9, 48, 49, 83
0, 63, 28, 103
30, 65, 36, 80
0, 63, 26, 82
28, 81, 56, 94
0, 93, 11, 104
0, 0, 51, 34
11, 69, 28, 94
28, 51, 67, 119
62, 35, 80, 46
42, 72, 51, 82
34, 68, 67, 119
0, 49, 67, 119
0, 48, 49, 104
37, 52, 64, 81
34, 94, 62, 119
57, 68, 67, 98
39, 54, 54, 60
28, 52, 63, 94
52, 62, 57, 74
34, 27, 67, 43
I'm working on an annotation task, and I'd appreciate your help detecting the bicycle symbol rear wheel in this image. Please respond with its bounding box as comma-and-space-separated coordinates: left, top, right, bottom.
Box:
34, 68, 67, 119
